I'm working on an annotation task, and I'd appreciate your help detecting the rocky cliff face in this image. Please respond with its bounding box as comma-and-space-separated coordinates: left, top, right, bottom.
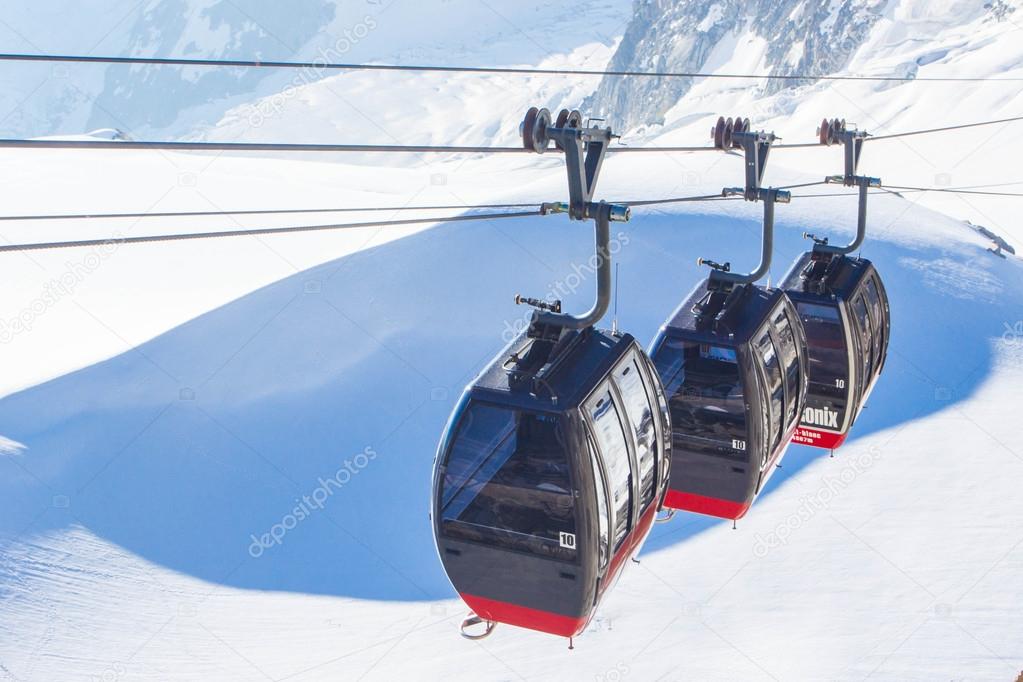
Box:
583, 0, 889, 133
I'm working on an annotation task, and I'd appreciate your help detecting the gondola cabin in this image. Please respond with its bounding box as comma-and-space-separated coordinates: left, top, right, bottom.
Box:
781, 251, 890, 451
650, 279, 808, 521
432, 326, 670, 638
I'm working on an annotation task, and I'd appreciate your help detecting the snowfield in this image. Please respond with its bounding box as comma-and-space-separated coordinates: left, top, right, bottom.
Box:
1, 1, 1022, 680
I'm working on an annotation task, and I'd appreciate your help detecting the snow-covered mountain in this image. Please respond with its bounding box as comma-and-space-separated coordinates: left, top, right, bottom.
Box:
1, 0, 628, 140
1, 0, 329, 139
584, 0, 891, 132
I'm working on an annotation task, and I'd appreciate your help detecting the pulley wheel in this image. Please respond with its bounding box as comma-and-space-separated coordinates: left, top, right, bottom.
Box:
819, 118, 830, 145
532, 107, 552, 154
554, 109, 570, 150
731, 113, 745, 144
723, 117, 735, 150
713, 116, 726, 149
732, 116, 749, 147
522, 107, 552, 154
552, 109, 583, 150
522, 107, 539, 151
829, 118, 841, 145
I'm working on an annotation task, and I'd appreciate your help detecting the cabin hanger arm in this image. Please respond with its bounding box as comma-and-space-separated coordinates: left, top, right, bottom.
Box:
703, 117, 791, 286
519, 107, 630, 332
813, 119, 882, 256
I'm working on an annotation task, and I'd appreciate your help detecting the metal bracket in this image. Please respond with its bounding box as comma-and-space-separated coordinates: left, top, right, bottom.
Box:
703, 121, 789, 286
460, 614, 497, 640
840, 128, 866, 182
522, 107, 618, 221
811, 123, 881, 256
556, 124, 613, 220
724, 129, 778, 202
518, 107, 631, 332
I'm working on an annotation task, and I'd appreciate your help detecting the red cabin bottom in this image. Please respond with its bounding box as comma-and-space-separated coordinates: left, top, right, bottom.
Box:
792, 427, 848, 450
459, 593, 589, 638
664, 490, 750, 520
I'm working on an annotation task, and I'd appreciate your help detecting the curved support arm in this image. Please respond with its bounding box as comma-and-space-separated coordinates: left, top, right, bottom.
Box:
532, 203, 613, 329
814, 178, 876, 256
709, 189, 785, 286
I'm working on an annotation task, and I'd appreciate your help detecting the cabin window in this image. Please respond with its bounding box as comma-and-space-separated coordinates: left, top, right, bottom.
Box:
644, 353, 672, 480
587, 389, 633, 552
852, 294, 874, 384
589, 439, 610, 569
863, 277, 885, 373
440, 404, 577, 562
652, 338, 748, 461
771, 308, 802, 428
613, 358, 658, 509
754, 328, 785, 453
795, 301, 849, 410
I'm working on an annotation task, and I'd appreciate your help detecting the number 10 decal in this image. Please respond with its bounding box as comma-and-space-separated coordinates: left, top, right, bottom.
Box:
559, 532, 577, 549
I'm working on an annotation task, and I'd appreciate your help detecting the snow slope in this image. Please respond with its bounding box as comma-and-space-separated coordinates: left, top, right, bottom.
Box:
2, 0, 1023, 680
2, 146, 1021, 680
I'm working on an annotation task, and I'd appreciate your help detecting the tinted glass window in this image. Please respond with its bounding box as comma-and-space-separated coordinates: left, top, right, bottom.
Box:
772, 308, 801, 427
589, 440, 609, 569
613, 358, 658, 509
754, 329, 784, 453
757, 373, 771, 463
852, 295, 874, 383
652, 337, 748, 461
587, 390, 632, 552
440, 404, 576, 561
796, 302, 849, 408
863, 278, 884, 374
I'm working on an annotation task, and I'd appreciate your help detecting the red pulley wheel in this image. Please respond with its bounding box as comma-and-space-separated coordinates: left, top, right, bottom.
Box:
723, 117, 735, 149
713, 116, 726, 149
819, 118, 831, 146
732, 113, 744, 143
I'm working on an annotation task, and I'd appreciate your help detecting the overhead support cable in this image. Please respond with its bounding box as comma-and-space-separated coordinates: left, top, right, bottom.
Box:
1, 52, 1020, 83
2, 115, 1019, 155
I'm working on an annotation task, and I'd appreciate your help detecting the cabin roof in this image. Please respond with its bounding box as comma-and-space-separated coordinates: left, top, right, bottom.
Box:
661, 277, 789, 346
471, 326, 635, 412
779, 250, 875, 301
